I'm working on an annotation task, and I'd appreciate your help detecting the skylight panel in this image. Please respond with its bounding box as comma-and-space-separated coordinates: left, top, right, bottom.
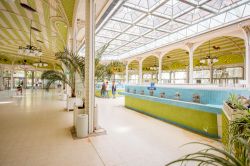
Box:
144, 30, 168, 39
126, 0, 161, 11
113, 6, 144, 23
206, 0, 241, 10
125, 42, 143, 48
103, 20, 130, 32
95, 36, 112, 43
178, 8, 211, 23
116, 33, 138, 41
126, 26, 151, 36
97, 29, 120, 38
110, 39, 128, 46
137, 14, 167, 28
133, 37, 154, 44
158, 21, 185, 32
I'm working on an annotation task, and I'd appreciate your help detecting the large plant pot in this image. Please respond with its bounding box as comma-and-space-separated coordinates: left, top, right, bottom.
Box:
67, 97, 76, 111
61, 93, 67, 101
222, 102, 248, 146
74, 107, 84, 127
223, 102, 247, 121
60, 90, 67, 101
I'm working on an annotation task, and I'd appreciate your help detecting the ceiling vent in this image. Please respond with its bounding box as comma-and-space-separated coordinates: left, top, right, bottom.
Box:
20, 0, 37, 12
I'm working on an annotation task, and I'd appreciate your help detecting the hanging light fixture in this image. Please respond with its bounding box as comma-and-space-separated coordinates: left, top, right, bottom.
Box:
149, 57, 159, 71
200, 40, 218, 65
19, 59, 29, 70
149, 65, 159, 71
33, 56, 48, 67
18, 20, 42, 56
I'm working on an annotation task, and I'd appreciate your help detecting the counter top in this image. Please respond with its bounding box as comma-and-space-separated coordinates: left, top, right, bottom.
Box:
125, 84, 249, 91
120, 92, 222, 114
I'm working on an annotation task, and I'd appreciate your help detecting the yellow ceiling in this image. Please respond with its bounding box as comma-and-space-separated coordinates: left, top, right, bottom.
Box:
128, 36, 245, 71
143, 56, 159, 70
0, 0, 71, 68
128, 60, 139, 70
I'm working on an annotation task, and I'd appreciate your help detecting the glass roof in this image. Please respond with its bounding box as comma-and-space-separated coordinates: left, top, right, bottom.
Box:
79, 0, 250, 59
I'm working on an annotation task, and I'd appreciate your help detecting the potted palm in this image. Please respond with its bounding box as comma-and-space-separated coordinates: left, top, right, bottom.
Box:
60, 44, 109, 122
41, 69, 77, 111
55, 49, 85, 111
42, 43, 109, 126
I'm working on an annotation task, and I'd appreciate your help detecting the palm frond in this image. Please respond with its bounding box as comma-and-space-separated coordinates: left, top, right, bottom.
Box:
95, 43, 110, 60
41, 70, 72, 91
165, 142, 245, 166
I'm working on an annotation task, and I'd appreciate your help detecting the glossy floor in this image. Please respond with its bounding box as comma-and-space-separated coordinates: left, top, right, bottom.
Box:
0, 90, 221, 166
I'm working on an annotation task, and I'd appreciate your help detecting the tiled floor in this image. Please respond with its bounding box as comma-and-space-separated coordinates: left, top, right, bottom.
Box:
0, 90, 221, 166
0, 90, 104, 166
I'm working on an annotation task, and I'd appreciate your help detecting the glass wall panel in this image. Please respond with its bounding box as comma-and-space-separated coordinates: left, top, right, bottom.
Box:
129, 74, 138, 84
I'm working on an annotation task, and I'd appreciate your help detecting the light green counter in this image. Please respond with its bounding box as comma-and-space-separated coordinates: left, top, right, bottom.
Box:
125, 95, 220, 138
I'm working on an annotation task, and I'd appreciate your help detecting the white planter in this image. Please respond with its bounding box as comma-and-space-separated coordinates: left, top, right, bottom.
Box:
223, 102, 247, 121
60, 90, 67, 101
74, 107, 84, 127
76, 114, 88, 138
75, 98, 83, 107
67, 97, 76, 111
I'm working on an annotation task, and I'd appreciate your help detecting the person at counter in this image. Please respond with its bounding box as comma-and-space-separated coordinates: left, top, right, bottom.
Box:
105, 81, 109, 98
112, 81, 117, 98
101, 81, 105, 97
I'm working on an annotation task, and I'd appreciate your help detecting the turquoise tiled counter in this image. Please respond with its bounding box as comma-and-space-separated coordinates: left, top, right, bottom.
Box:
120, 85, 250, 138
125, 85, 250, 105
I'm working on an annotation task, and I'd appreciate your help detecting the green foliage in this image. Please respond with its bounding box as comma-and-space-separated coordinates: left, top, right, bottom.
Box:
227, 93, 247, 111
95, 44, 110, 81
41, 43, 109, 97
106, 61, 125, 76
229, 114, 250, 165
41, 70, 76, 96
55, 49, 84, 88
166, 112, 250, 166
95, 61, 125, 81
166, 142, 246, 166
41, 49, 80, 97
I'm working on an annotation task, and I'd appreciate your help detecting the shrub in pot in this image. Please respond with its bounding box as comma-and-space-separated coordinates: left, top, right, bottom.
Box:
224, 93, 250, 120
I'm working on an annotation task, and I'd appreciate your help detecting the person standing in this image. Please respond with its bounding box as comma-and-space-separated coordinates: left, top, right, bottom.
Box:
101, 81, 105, 97
112, 81, 116, 98
16, 84, 22, 95
105, 81, 109, 98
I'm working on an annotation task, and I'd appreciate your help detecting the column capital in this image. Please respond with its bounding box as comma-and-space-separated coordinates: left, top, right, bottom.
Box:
185, 42, 195, 51
122, 60, 128, 66
240, 25, 250, 33
155, 51, 164, 59
241, 25, 250, 45
136, 57, 143, 63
